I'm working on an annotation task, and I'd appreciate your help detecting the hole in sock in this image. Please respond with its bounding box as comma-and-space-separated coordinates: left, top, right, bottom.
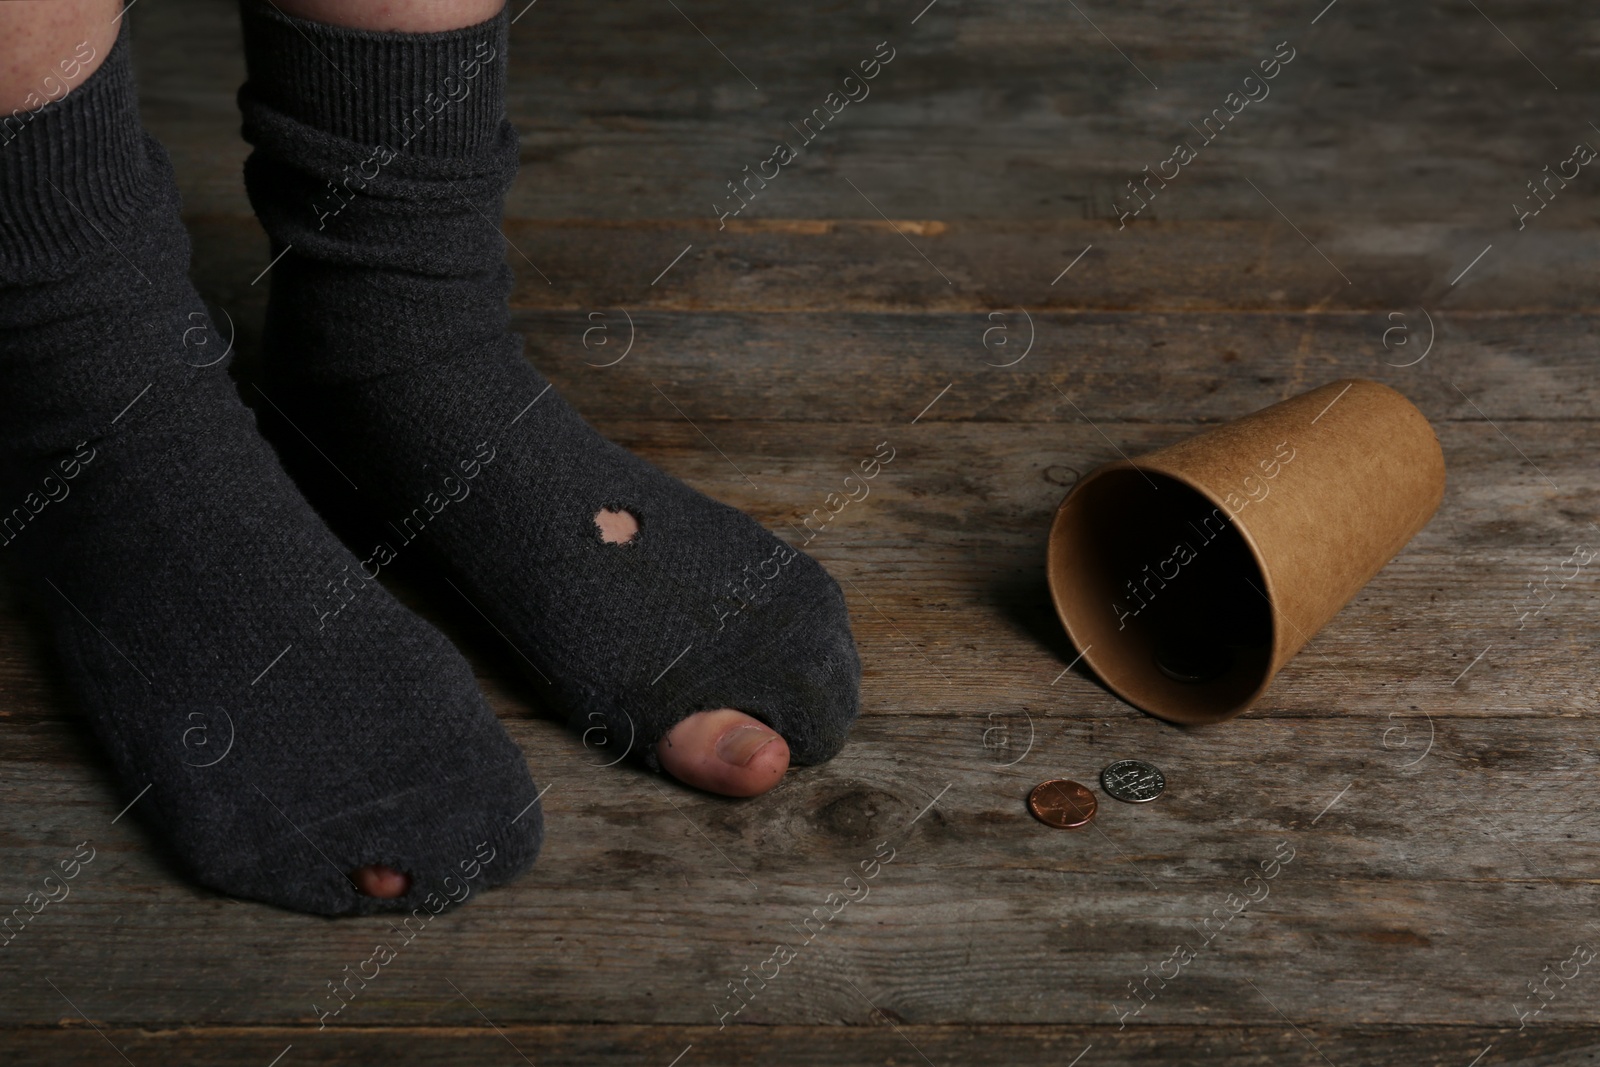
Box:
352, 864, 411, 899
594, 508, 640, 545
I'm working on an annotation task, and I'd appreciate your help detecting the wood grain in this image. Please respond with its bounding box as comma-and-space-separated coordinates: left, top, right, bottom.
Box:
2, 0, 1596, 1062
5, 1025, 1597, 1067
4, 419, 1593, 726
7, 709, 1600, 1028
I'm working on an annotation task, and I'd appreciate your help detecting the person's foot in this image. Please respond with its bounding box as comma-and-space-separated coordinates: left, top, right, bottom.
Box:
0, 26, 542, 915
237, 1, 861, 795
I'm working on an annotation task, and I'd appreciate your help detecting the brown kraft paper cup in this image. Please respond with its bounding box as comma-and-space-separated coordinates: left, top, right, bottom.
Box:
1046, 379, 1445, 725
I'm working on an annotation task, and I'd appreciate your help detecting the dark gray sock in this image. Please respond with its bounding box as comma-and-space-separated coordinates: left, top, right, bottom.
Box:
0, 24, 542, 915
237, 2, 860, 771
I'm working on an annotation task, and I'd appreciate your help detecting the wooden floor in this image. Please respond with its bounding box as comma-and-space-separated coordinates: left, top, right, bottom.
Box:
4, 0, 1599, 1063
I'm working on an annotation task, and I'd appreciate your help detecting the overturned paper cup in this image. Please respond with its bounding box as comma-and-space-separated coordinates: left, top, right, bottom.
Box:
1046, 379, 1444, 725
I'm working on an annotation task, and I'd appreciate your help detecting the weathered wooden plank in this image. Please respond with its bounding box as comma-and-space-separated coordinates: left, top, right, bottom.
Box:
2, 420, 1593, 727
489, 220, 1599, 313
4, 708, 1600, 1028
3, 416, 1594, 724
509, 309, 1599, 424
164, 220, 1600, 431
2, 1023, 1592, 1067
178, 215, 1600, 317
131, 0, 1600, 230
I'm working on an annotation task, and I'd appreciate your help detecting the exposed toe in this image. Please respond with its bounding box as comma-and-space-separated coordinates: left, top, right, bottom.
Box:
658, 709, 790, 797
352, 864, 410, 899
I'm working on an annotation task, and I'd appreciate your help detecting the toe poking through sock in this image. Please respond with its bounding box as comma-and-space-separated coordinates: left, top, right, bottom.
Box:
659, 709, 791, 797
352, 864, 411, 899
717, 723, 779, 767
594, 508, 639, 545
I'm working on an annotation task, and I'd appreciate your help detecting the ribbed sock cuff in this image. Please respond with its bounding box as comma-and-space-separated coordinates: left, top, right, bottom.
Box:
0, 20, 160, 284
239, 0, 508, 159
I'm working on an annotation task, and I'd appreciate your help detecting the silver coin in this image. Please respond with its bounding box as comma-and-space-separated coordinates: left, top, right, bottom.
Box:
1100, 759, 1165, 804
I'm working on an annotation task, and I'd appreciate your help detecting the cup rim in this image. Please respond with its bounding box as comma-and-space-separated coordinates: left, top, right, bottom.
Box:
1046, 458, 1281, 725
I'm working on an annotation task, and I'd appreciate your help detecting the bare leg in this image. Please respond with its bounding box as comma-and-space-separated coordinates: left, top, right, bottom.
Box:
267, 0, 503, 32
0, 0, 119, 112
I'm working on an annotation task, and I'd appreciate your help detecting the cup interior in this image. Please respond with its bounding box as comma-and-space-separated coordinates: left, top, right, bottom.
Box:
1047, 467, 1275, 723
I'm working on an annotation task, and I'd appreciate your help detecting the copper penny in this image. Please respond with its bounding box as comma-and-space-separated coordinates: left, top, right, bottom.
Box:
1027, 779, 1097, 829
